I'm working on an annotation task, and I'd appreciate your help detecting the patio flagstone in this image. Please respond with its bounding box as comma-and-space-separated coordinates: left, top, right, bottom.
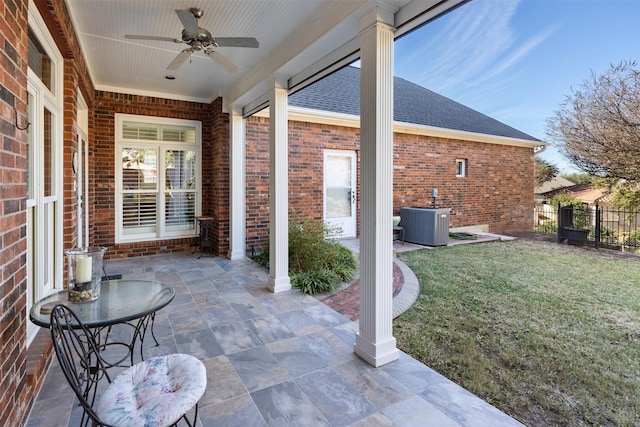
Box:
27, 250, 524, 427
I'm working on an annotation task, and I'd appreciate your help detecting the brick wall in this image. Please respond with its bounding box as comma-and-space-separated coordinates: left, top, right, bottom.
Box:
0, 1, 534, 422
208, 98, 231, 257
0, 1, 98, 423
245, 117, 534, 252
0, 0, 30, 425
245, 116, 272, 252
393, 133, 534, 233
91, 92, 230, 259
245, 117, 363, 252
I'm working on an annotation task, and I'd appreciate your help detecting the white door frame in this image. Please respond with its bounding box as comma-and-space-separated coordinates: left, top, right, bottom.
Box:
323, 150, 357, 238
76, 131, 89, 247
77, 93, 89, 247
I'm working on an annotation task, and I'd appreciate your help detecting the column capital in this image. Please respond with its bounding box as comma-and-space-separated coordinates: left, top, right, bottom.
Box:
227, 104, 244, 117
269, 75, 289, 91
359, 2, 397, 32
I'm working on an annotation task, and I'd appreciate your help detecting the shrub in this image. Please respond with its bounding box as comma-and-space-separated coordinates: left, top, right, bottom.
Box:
549, 194, 591, 229
291, 269, 340, 295
534, 221, 557, 234
623, 230, 640, 252
252, 217, 358, 295
598, 226, 617, 243
253, 249, 269, 268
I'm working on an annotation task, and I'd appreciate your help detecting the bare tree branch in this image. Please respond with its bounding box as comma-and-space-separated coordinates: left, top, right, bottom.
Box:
547, 60, 640, 182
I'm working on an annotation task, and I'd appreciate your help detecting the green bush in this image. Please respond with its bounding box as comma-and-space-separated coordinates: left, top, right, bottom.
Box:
624, 230, 640, 251
253, 249, 269, 268
291, 269, 340, 295
252, 217, 358, 295
549, 194, 590, 229
534, 221, 557, 234
598, 226, 618, 243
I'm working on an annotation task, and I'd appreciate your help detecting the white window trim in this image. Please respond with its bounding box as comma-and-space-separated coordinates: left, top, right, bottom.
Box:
115, 114, 202, 244
26, 1, 65, 346
456, 159, 466, 178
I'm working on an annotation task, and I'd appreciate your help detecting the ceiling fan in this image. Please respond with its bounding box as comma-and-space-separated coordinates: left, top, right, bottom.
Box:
124, 7, 258, 73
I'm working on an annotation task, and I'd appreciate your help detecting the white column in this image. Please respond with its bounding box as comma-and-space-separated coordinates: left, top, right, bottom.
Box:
229, 109, 246, 260
267, 79, 291, 292
354, 4, 399, 367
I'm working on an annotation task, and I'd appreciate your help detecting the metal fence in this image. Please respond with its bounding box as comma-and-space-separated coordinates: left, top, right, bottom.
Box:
534, 204, 640, 253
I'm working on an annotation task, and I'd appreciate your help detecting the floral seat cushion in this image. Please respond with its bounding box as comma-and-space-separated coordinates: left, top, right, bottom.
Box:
96, 353, 206, 427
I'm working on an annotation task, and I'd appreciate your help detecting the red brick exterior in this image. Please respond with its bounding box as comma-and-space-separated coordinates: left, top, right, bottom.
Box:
0, 0, 32, 424
0, 1, 533, 423
0, 1, 228, 423
393, 133, 534, 234
244, 116, 534, 252
90, 92, 232, 259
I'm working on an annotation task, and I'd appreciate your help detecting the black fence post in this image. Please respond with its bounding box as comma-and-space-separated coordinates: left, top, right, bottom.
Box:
557, 203, 562, 242
594, 204, 600, 249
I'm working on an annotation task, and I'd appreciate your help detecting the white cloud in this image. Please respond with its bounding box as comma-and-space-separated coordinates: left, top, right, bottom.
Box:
397, 0, 556, 102
481, 25, 558, 82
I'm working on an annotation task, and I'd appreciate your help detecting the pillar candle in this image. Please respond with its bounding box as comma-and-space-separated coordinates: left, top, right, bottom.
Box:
76, 256, 92, 283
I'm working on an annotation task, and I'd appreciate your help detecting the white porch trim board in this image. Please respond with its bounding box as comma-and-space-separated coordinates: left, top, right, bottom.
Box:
354, 5, 399, 367
268, 80, 292, 292
229, 111, 247, 260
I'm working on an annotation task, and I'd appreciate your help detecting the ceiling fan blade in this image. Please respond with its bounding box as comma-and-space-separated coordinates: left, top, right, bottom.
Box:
205, 50, 239, 73
125, 34, 182, 43
167, 49, 193, 70
175, 9, 200, 35
213, 37, 259, 48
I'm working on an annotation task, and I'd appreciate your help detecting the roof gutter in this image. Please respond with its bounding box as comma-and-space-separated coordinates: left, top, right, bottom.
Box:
254, 106, 548, 150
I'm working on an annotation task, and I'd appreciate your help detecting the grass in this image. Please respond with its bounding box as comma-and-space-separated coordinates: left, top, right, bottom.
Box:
394, 239, 640, 426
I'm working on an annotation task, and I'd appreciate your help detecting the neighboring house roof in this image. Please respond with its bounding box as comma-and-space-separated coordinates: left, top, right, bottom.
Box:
289, 65, 541, 143
542, 183, 608, 205
535, 176, 575, 195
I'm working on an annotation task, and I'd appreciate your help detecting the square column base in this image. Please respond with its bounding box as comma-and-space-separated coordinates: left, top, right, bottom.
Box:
354, 333, 399, 367
268, 275, 291, 293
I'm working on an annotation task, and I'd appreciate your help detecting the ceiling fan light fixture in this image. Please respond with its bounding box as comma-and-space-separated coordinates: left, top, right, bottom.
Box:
124, 7, 258, 72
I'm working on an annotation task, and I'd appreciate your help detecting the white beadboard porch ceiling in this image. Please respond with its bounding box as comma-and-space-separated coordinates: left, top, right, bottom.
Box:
65, 0, 467, 107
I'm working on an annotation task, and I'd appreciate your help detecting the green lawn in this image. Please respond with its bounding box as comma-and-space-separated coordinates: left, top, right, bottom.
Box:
394, 239, 640, 426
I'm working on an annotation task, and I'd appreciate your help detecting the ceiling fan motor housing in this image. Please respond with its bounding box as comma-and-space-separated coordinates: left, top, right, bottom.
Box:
181, 28, 214, 47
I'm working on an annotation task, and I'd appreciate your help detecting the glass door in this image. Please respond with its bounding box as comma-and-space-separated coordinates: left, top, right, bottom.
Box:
324, 150, 357, 238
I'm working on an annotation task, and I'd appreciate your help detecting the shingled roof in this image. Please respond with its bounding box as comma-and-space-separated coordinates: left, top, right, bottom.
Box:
289, 66, 540, 142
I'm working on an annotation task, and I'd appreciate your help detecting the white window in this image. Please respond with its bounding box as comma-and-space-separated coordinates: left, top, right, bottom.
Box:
115, 114, 201, 243
456, 159, 467, 177
26, 6, 65, 346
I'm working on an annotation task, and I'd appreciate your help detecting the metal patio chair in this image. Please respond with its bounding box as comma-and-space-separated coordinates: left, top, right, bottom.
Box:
50, 304, 206, 427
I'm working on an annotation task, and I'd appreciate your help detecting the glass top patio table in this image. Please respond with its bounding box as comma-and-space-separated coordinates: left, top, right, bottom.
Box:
29, 279, 175, 329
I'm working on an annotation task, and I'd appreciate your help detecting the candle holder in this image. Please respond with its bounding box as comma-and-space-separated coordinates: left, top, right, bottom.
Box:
65, 247, 107, 303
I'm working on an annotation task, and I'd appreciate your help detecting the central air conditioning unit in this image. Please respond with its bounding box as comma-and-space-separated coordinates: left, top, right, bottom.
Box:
400, 207, 450, 246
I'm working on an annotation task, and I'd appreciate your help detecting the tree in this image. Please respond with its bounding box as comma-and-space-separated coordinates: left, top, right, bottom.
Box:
561, 173, 592, 185
534, 156, 559, 186
547, 60, 640, 183
598, 178, 640, 210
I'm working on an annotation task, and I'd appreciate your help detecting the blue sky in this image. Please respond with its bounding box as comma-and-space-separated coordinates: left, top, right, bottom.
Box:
394, 0, 640, 174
